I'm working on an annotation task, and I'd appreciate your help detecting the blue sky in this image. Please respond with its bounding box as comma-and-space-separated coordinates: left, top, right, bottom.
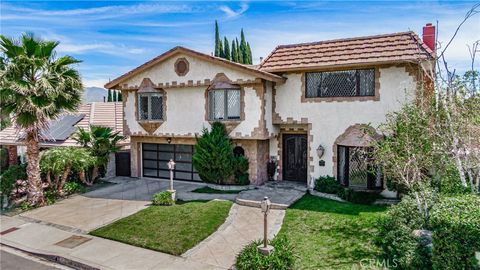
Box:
1, 1, 479, 87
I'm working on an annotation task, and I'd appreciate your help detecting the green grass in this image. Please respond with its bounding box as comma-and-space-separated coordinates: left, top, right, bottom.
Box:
191, 186, 243, 194
90, 200, 232, 255
277, 194, 387, 270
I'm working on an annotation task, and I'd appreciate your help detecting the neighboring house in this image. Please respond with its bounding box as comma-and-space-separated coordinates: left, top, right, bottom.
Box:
104, 24, 436, 192
0, 102, 128, 176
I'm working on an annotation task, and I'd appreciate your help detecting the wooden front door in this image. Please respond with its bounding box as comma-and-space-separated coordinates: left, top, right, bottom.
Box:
282, 134, 308, 182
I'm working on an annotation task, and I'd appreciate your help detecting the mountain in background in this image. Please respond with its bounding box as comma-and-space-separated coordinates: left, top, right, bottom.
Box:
83, 87, 107, 103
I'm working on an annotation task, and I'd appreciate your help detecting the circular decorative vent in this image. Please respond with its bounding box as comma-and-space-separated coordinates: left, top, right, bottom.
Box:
174, 58, 189, 76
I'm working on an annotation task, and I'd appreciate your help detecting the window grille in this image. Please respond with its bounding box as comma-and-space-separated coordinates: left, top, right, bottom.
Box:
209, 89, 240, 120
337, 145, 382, 189
138, 93, 163, 120
306, 69, 375, 98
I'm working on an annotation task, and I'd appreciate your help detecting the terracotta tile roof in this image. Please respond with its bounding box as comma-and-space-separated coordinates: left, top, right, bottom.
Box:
259, 31, 435, 73
105, 46, 285, 89
0, 102, 128, 148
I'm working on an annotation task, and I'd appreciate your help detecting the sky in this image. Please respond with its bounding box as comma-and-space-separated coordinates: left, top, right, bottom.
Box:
1, 1, 479, 88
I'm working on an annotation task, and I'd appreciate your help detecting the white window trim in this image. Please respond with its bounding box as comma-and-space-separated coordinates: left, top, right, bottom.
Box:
208, 89, 241, 121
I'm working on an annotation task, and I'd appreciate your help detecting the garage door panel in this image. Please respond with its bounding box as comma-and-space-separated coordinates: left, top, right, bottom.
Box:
176, 153, 192, 162
175, 162, 192, 171
158, 151, 174, 160
143, 160, 158, 169
142, 143, 199, 182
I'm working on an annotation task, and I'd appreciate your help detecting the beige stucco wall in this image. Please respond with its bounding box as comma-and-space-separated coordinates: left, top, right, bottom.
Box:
124, 86, 264, 138
123, 53, 256, 88
272, 66, 417, 187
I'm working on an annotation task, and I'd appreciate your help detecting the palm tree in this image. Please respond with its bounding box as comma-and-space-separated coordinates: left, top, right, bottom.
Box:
0, 33, 83, 205
73, 125, 124, 184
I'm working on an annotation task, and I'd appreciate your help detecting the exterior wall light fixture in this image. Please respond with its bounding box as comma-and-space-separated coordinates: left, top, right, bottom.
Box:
316, 145, 325, 159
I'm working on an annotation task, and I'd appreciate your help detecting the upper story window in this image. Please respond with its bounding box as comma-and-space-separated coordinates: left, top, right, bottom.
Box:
138, 92, 163, 121
306, 69, 375, 98
208, 89, 241, 120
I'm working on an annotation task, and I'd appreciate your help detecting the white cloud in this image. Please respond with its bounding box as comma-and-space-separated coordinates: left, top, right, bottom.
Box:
82, 78, 109, 88
1, 3, 195, 21
219, 3, 249, 19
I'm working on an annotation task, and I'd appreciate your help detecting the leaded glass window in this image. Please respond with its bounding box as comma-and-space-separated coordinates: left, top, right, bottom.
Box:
138, 93, 163, 120
306, 69, 375, 98
208, 89, 241, 120
337, 145, 382, 189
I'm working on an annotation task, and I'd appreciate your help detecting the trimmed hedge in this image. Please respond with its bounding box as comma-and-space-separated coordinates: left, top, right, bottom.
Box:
314, 176, 342, 194
236, 235, 294, 270
430, 195, 480, 270
339, 188, 381, 205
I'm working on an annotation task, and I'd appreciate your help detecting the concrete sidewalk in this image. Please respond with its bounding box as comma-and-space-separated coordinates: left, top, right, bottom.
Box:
183, 204, 285, 269
0, 215, 224, 270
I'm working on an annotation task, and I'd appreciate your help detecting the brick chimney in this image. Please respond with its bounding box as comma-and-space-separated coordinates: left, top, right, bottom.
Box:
422, 23, 436, 51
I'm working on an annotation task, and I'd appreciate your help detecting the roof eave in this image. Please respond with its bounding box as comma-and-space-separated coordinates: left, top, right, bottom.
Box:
105, 47, 285, 89
260, 58, 433, 73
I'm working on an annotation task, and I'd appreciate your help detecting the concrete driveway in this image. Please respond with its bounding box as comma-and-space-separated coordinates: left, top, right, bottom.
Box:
19, 178, 204, 233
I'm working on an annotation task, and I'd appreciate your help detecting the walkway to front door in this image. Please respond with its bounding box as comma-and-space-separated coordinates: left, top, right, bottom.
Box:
282, 134, 308, 182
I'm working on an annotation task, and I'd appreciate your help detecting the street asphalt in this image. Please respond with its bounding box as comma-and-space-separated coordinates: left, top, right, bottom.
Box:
0, 249, 63, 270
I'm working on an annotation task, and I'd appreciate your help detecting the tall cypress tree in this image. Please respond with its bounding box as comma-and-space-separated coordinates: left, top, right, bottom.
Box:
117, 91, 123, 102
223, 37, 230, 61
231, 39, 237, 63
214, 20, 221, 57
107, 89, 112, 102
246, 42, 253, 64
113, 90, 118, 102
240, 29, 248, 64
236, 38, 243, 64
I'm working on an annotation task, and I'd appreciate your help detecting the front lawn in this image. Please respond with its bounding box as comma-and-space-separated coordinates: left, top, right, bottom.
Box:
191, 186, 243, 194
277, 194, 387, 269
90, 200, 232, 255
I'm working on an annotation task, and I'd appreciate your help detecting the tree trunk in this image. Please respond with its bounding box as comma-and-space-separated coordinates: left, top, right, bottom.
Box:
91, 166, 99, 184
25, 131, 45, 206
57, 165, 71, 193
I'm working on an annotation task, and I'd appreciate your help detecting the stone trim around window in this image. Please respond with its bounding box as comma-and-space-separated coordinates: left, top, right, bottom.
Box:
300, 66, 381, 103
174, 57, 189, 77
204, 73, 245, 131
332, 124, 381, 180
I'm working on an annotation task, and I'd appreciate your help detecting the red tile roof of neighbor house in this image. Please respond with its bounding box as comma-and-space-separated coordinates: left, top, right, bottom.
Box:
0, 102, 127, 148
258, 31, 435, 73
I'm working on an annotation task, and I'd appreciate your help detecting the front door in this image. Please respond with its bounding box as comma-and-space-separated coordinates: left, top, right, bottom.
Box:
282, 134, 307, 182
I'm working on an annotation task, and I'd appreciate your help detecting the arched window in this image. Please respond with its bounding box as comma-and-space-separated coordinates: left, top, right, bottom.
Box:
137, 78, 164, 121
233, 146, 245, 157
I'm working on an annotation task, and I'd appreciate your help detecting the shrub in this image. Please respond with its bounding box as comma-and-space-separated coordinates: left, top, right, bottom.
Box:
236, 235, 294, 270
0, 164, 27, 206
430, 195, 480, 270
234, 155, 250, 185
314, 176, 342, 194
193, 122, 235, 185
0, 148, 8, 171
339, 188, 380, 205
63, 181, 86, 195
375, 195, 433, 270
152, 191, 174, 206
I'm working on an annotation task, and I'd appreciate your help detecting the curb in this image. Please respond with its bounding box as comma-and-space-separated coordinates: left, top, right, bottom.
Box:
0, 242, 100, 270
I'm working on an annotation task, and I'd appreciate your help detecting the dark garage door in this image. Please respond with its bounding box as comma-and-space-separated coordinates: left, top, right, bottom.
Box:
142, 143, 201, 181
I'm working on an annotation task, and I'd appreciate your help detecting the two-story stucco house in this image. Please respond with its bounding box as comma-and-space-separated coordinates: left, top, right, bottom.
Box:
105, 24, 436, 192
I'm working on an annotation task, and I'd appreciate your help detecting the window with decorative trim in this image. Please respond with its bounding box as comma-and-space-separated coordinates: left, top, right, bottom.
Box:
138, 93, 163, 121
337, 145, 382, 189
208, 89, 241, 120
306, 69, 375, 98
